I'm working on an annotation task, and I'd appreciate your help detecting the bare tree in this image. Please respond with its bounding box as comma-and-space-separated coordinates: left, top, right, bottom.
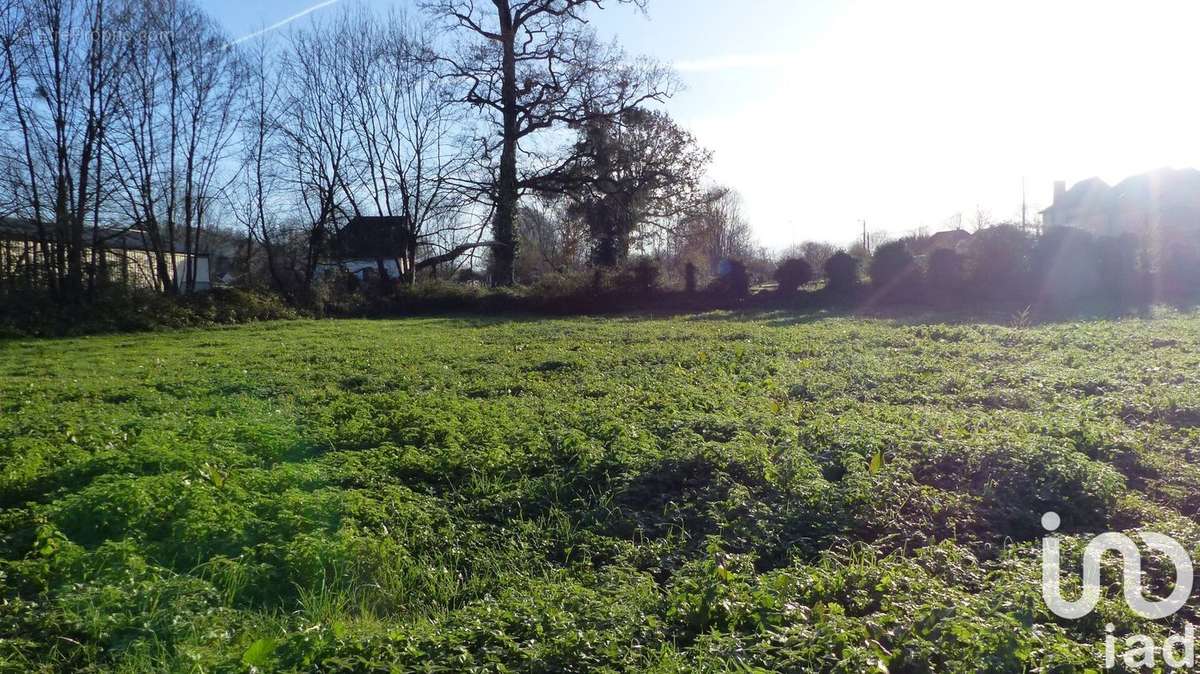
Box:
0, 0, 28, 223
425, 0, 674, 285
278, 16, 355, 285
972, 204, 992, 232
797, 241, 837, 272
174, 10, 242, 292
337, 8, 478, 284
0, 0, 13, 136
107, 0, 172, 291
2, 0, 128, 299
106, 0, 240, 294
0, 0, 25, 283
515, 196, 587, 279
672, 187, 754, 274
229, 34, 289, 293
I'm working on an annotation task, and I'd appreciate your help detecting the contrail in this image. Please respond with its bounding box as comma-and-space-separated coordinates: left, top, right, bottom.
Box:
229, 0, 341, 46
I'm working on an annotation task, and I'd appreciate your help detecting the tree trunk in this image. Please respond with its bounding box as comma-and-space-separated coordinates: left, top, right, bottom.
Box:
491, 5, 519, 286
259, 232, 289, 299
142, 215, 175, 293
403, 239, 417, 285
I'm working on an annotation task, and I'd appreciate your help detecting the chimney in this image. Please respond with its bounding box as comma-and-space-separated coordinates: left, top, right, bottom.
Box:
1053, 180, 1066, 203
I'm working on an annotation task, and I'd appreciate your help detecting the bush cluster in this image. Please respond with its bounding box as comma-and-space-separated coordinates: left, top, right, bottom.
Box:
772, 258, 813, 294
708, 259, 750, 300
823, 251, 860, 294
0, 287, 297, 337
868, 241, 920, 302
789, 225, 1197, 312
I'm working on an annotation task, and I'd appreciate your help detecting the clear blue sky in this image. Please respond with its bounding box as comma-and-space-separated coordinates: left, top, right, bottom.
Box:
204, 0, 1200, 248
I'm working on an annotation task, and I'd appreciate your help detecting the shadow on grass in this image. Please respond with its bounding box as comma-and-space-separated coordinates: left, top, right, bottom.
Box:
679, 296, 1197, 329
371, 282, 1200, 330
362, 302, 1196, 333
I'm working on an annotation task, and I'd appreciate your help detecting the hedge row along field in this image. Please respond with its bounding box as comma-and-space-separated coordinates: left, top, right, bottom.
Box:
4, 313, 1200, 672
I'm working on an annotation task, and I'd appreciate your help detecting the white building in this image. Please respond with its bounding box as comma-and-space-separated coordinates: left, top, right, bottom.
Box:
0, 219, 211, 292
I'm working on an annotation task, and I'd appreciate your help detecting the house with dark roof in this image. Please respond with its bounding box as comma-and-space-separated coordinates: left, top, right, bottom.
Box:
318, 216, 416, 280
1040, 168, 1200, 237
915, 228, 973, 255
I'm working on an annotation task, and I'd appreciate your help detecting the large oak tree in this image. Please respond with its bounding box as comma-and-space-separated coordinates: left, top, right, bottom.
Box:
425, 0, 673, 285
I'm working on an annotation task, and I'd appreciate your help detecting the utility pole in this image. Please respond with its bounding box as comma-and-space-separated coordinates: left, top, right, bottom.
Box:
1021, 176, 1027, 232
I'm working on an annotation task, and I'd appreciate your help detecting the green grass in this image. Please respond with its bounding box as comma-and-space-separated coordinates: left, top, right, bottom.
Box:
3, 312, 1200, 672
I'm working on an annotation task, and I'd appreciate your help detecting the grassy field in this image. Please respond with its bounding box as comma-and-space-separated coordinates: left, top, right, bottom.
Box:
3, 312, 1200, 672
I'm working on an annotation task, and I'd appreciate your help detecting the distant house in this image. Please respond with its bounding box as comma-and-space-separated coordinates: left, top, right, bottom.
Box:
0, 219, 211, 291
319, 216, 414, 280
908, 228, 973, 258
925, 229, 972, 253
1040, 168, 1200, 237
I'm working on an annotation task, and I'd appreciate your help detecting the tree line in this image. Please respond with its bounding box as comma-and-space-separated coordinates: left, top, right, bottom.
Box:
772, 223, 1200, 312
0, 0, 760, 305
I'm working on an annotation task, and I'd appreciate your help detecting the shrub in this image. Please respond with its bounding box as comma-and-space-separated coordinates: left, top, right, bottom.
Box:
823, 251, 859, 293
0, 287, 298, 337
528, 272, 592, 299
1030, 227, 1102, 306
1095, 234, 1140, 304
582, 258, 663, 298
629, 257, 661, 295
1162, 246, 1200, 299
926, 248, 965, 304
966, 225, 1032, 302
360, 280, 489, 316
868, 241, 920, 300
709, 259, 750, 299
773, 258, 814, 295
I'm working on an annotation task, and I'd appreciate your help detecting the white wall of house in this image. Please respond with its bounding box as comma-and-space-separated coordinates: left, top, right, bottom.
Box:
1, 240, 211, 292
173, 255, 210, 291
114, 249, 210, 291
317, 259, 405, 280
